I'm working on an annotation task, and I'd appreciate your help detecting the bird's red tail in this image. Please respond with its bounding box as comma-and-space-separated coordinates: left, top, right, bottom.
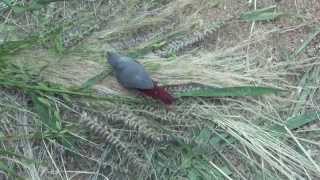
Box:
139, 85, 174, 105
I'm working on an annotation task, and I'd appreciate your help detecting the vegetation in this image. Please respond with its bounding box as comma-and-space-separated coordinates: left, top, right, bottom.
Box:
1, 0, 320, 179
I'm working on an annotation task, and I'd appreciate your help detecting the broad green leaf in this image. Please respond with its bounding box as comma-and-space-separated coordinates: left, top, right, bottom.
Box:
273, 112, 320, 133
33, 96, 52, 128
53, 110, 62, 130
36, 0, 68, 5
286, 112, 320, 129
33, 96, 61, 131
240, 5, 283, 21
175, 86, 283, 97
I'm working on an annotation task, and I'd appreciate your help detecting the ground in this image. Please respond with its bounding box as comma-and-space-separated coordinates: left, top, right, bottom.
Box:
0, 0, 320, 179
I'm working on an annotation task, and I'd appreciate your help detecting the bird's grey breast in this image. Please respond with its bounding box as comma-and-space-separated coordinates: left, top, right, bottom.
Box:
115, 61, 154, 89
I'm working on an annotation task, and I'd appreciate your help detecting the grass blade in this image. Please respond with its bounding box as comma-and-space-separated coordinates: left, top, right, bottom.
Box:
175, 86, 283, 97
33, 96, 61, 131
292, 27, 320, 57
0, 161, 24, 180
0, 80, 140, 103
273, 112, 320, 133
0, 37, 38, 55
240, 5, 283, 21
80, 69, 111, 90
286, 112, 320, 129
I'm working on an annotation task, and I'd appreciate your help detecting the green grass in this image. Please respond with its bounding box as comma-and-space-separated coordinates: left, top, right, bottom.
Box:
240, 5, 284, 22
1, 0, 320, 179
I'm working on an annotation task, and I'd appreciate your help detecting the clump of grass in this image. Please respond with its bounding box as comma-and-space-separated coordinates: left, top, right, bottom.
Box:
1, 0, 320, 179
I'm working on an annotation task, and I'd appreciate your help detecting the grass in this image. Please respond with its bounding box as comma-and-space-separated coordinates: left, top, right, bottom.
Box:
1, 0, 320, 179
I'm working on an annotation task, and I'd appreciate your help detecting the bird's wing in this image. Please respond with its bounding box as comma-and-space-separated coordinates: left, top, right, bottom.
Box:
116, 62, 154, 89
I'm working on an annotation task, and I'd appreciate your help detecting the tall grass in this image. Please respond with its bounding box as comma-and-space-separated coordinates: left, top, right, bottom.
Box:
1, 0, 320, 179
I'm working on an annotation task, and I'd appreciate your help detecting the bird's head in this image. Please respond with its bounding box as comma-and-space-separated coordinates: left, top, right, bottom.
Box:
106, 51, 121, 68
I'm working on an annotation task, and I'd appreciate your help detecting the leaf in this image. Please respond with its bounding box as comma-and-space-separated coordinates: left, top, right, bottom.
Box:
0, 80, 140, 103
80, 69, 110, 90
36, 0, 69, 5
273, 112, 320, 133
33, 96, 61, 131
53, 28, 64, 54
286, 112, 320, 129
0, 37, 38, 55
180, 148, 194, 169
32, 95, 76, 149
53, 110, 62, 130
175, 86, 283, 97
240, 5, 283, 21
292, 27, 320, 57
32, 95, 64, 135
194, 128, 211, 144
151, 41, 167, 49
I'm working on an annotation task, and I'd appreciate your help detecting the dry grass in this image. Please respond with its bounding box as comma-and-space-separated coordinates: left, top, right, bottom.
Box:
1, 0, 320, 179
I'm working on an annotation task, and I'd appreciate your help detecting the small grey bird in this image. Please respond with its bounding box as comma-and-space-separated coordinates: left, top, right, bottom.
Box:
107, 52, 174, 105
